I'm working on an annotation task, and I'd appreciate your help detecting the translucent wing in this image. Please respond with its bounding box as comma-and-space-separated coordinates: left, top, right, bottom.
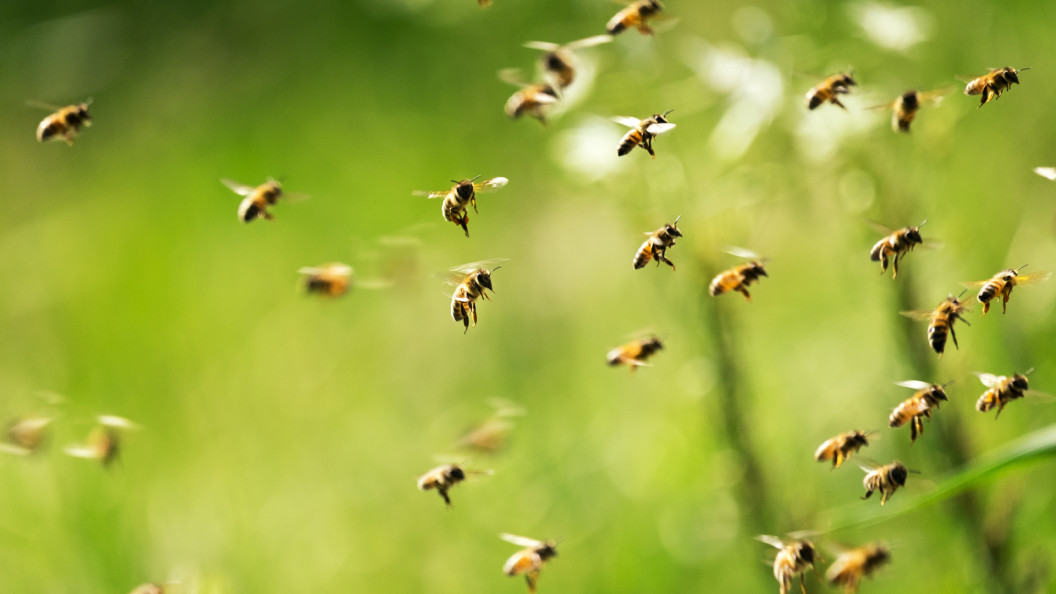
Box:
501, 533, 545, 548
919, 87, 954, 103
755, 534, 786, 550
221, 178, 256, 196
960, 278, 992, 289
449, 258, 509, 276
865, 99, 897, 111
474, 177, 509, 192
524, 40, 562, 52
564, 35, 613, 50
0, 444, 32, 456
98, 415, 137, 429
612, 116, 643, 128
723, 246, 762, 260
645, 122, 676, 135
895, 380, 932, 391
899, 310, 935, 322
498, 68, 530, 87
975, 372, 1003, 388
1017, 271, 1052, 286
1034, 166, 1056, 180
413, 189, 452, 200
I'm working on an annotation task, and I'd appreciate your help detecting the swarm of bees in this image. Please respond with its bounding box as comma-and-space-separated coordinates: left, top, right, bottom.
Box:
869, 222, 924, 278
35, 100, 92, 145
975, 370, 1034, 419
860, 460, 910, 506
757, 535, 818, 594
806, 72, 856, 110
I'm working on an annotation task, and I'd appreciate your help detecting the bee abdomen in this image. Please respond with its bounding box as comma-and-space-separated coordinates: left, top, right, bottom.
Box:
708, 276, 728, 296
976, 390, 997, 412
927, 320, 948, 353
633, 244, 653, 269
977, 282, 999, 303
617, 130, 642, 156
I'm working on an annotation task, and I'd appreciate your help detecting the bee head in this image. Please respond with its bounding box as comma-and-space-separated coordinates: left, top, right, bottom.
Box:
901, 90, 920, 109
448, 466, 466, 481
1011, 374, 1030, 391
796, 542, 816, 564
929, 385, 949, 402
842, 72, 857, 86
890, 463, 909, 486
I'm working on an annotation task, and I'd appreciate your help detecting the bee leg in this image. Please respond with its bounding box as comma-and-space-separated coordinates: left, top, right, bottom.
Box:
831, 97, 847, 110
910, 417, 919, 442
834, 451, 845, 469
948, 324, 959, 350
525, 572, 539, 594
861, 489, 874, 500
799, 574, 808, 594
891, 254, 900, 279
471, 196, 478, 214
739, 287, 752, 301
471, 303, 478, 326
1001, 293, 1010, 314
262, 211, 275, 221
440, 489, 452, 507
879, 253, 889, 275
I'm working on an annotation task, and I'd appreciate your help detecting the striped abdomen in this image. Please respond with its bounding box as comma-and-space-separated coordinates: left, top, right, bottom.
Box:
617, 127, 644, 156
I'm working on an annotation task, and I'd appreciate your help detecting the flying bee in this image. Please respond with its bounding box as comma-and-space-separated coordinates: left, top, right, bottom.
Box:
414, 176, 508, 237
963, 265, 1050, 315
709, 248, 769, 301
64, 415, 137, 468
457, 399, 524, 454
417, 462, 491, 507
607, 335, 663, 372
814, 430, 871, 469
34, 100, 92, 145
867, 88, 951, 132
221, 177, 286, 223
1, 415, 53, 456
448, 260, 505, 333
806, 72, 856, 110
860, 460, 910, 506
633, 216, 682, 270
900, 292, 970, 357
964, 67, 1029, 107
501, 533, 559, 594
298, 263, 353, 297
888, 380, 950, 443
825, 543, 890, 593
612, 111, 676, 158
869, 221, 925, 278
606, 0, 664, 35
524, 36, 611, 90
500, 69, 561, 125
757, 535, 818, 594
975, 370, 1034, 419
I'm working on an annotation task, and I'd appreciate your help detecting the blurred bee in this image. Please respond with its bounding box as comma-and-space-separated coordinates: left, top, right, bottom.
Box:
814, 430, 871, 469
417, 463, 491, 507
900, 293, 970, 357
709, 248, 769, 301
524, 36, 611, 90
607, 335, 663, 372
757, 535, 818, 594
606, 0, 664, 35
612, 111, 676, 158
964, 67, 1029, 107
478, 0, 491, 6
128, 583, 178, 594
500, 69, 561, 125
299, 263, 353, 297
414, 176, 508, 237
868, 89, 950, 133
501, 533, 559, 594
35, 100, 92, 145
633, 216, 682, 270
860, 460, 909, 505
825, 543, 890, 593
869, 221, 924, 278
963, 265, 1050, 315
448, 260, 504, 333
1, 415, 53, 456
806, 72, 856, 110
64, 415, 137, 468
221, 177, 284, 223
888, 380, 950, 443
975, 370, 1032, 419
457, 399, 524, 454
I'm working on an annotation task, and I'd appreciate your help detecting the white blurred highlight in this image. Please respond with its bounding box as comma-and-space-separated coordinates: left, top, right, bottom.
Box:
850, 2, 933, 53
550, 116, 626, 182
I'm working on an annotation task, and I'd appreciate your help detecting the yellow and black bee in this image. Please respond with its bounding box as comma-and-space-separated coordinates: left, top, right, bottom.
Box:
524, 36, 611, 90
901, 293, 970, 357
633, 217, 681, 270
415, 177, 508, 237
869, 222, 924, 278
806, 72, 856, 110
500, 69, 561, 125
35, 100, 92, 145
826, 543, 890, 593
964, 67, 1029, 107
448, 261, 504, 333
860, 461, 909, 506
814, 430, 871, 469
607, 336, 663, 372
888, 380, 950, 443
757, 535, 818, 594
501, 533, 559, 594
613, 111, 676, 158
709, 249, 769, 301
606, 0, 664, 35
868, 89, 950, 132
963, 266, 1049, 315
1, 415, 53, 456
417, 463, 490, 507
975, 370, 1033, 418
64, 415, 136, 468
221, 178, 285, 223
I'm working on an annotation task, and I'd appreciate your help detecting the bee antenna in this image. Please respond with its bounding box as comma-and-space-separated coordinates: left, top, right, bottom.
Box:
661, 109, 675, 117
942, 379, 956, 388
1018, 67, 1031, 72
956, 289, 968, 298
470, 175, 482, 183
918, 219, 927, 227
1024, 367, 1036, 376
1017, 263, 1029, 271
491, 266, 502, 273
673, 215, 681, 225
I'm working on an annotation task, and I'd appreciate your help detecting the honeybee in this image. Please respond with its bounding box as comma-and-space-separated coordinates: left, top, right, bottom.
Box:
860, 460, 909, 505
606, 0, 664, 35
757, 535, 818, 594
825, 543, 890, 593
524, 36, 612, 90
457, 399, 524, 454
633, 216, 682, 270
35, 100, 92, 145
869, 221, 924, 278
868, 89, 950, 132
414, 176, 508, 237
448, 260, 504, 333
1, 415, 53, 456
709, 249, 769, 301
806, 72, 856, 110
500, 69, 561, 125
612, 111, 676, 158
975, 370, 1032, 418
221, 177, 284, 223
607, 336, 663, 372
888, 380, 950, 443
501, 533, 559, 594
900, 293, 970, 357
298, 263, 353, 297
814, 430, 871, 469
963, 265, 1050, 315
964, 67, 1029, 107
417, 463, 490, 507
64, 415, 137, 467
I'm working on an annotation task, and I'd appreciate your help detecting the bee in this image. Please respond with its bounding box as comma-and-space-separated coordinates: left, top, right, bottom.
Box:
478, 0, 491, 6
298, 263, 353, 297
888, 380, 950, 443
64, 415, 137, 467
35, 100, 92, 145
457, 399, 524, 454
606, 0, 664, 35
524, 36, 612, 90
964, 67, 1029, 107
825, 543, 890, 593
869, 221, 924, 278
500, 69, 561, 125
814, 430, 871, 469
607, 336, 663, 372
633, 216, 682, 270
709, 249, 769, 301
900, 293, 970, 357
501, 533, 559, 594
414, 176, 508, 238
757, 535, 818, 594
806, 72, 856, 110
860, 460, 909, 505
1, 415, 53, 456
417, 463, 490, 507
963, 265, 1050, 315
975, 370, 1032, 419
868, 89, 951, 132
221, 177, 284, 223
612, 111, 676, 158
448, 260, 504, 333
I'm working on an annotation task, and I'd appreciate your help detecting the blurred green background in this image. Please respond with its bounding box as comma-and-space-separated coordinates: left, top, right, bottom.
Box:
2, 0, 1056, 592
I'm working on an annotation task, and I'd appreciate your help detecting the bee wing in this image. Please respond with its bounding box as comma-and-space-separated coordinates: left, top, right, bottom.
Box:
960, 278, 992, 289
755, 534, 786, 550
865, 99, 897, 111
975, 372, 1003, 388
524, 40, 562, 52
283, 191, 311, 204
501, 533, 545, 548
0, 443, 32, 456
98, 415, 137, 429
645, 122, 676, 135
449, 258, 510, 276
723, 246, 762, 260
895, 380, 932, 391
899, 310, 935, 322
612, 116, 644, 128
221, 178, 256, 196
564, 34, 613, 50
919, 87, 954, 103
1016, 271, 1052, 285
1034, 167, 1056, 181
26, 99, 65, 111
474, 177, 509, 193
64, 444, 102, 460
356, 278, 395, 290
498, 68, 530, 87
412, 189, 451, 200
